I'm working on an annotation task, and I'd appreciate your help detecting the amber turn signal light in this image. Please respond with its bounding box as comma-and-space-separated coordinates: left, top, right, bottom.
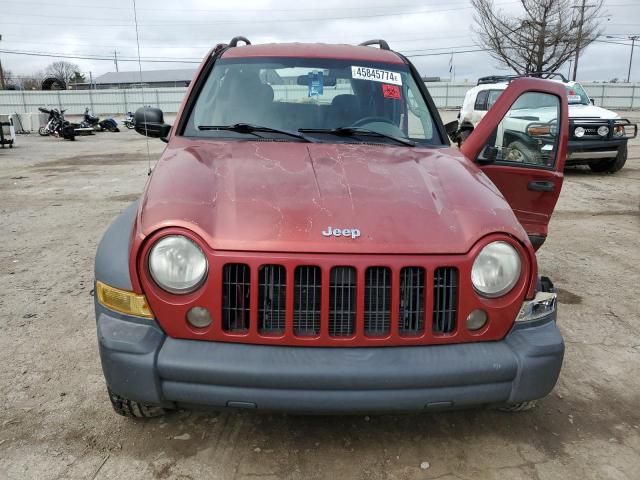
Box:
96, 281, 153, 318
526, 125, 551, 136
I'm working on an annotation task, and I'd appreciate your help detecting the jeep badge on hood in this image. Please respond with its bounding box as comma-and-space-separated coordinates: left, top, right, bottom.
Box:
322, 227, 361, 239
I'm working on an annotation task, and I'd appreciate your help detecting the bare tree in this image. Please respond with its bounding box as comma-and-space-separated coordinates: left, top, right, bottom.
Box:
17, 71, 45, 90
472, 0, 604, 75
44, 61, 82, 89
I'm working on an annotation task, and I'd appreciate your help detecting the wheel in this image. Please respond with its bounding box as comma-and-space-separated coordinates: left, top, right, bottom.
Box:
38, 127, 48, 136
125, 123, 135, 129
497, 400, 537, 412
505, 140, 541, 164
107, 388, 167, 418
588, 143, 627, 173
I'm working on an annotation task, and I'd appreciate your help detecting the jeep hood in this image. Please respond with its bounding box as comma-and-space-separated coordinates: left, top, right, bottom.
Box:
138, 139, 526, 254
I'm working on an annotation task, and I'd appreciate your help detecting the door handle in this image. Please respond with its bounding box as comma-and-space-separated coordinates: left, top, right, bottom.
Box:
528, 180, 555, 192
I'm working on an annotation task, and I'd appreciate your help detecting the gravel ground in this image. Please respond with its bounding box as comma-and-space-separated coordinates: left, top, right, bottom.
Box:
0, 113, 639, 480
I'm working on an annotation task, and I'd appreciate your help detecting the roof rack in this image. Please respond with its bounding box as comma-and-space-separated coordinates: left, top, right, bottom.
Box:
229, 36, 251, 47
359, 39, 390, 50
477, 71, 569, 85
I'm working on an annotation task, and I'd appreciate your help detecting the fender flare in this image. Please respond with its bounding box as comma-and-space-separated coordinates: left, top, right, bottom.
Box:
95, 201, 138, 290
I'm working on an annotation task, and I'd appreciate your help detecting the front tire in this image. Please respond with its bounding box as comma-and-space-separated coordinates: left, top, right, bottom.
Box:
588, 143, 627, 173
498, 400, 537, 412
38, 127, 48, 136
108, 388, 167, 418
505, 140, 541, 165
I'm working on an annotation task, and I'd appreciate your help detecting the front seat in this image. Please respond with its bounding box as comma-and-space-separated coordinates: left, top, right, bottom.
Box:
327, 94, 361, 128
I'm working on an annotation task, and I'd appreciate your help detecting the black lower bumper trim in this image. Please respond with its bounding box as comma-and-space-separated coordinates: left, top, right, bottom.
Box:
96, 304, 564, 413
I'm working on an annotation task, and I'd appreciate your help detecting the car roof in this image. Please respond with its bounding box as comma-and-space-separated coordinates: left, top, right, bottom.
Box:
475, 79, 578, 90
220, 42, 406, 65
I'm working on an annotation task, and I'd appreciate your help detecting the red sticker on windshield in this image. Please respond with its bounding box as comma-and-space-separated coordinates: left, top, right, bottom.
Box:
382, 84, 401, 99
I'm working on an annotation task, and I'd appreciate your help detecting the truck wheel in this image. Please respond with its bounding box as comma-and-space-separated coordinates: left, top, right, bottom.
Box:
107, 388, 167, 418
497, 400, 537, 412
589, 143, 627, 173
505, 141, 541, 165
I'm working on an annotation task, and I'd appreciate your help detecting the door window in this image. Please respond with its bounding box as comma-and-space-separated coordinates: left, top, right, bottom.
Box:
474, 90, 489, 110
478, 92, 560, 168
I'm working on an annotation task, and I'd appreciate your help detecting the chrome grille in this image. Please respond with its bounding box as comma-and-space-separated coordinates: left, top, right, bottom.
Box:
258, 265, 286, 334
364, 267, 391, 336
433, 267, 458, 334
329, 267, 356, 337
294, 266, 321, 336
222, 263, 250, 332
399, 267, 425, 334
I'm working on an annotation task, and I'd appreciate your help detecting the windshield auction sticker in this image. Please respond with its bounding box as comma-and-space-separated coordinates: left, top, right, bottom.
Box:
382, 84, 401, 99
352, 66, 402, 85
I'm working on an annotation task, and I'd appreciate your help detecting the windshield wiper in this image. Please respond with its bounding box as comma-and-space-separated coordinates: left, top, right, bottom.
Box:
299, 127, 415, 147
198, 123, 315, 143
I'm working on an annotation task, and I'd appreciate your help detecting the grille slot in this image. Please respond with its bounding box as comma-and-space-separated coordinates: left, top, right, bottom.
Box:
294, 266, 321, 336
364, 267, 391, 336
433, 267, 458, 334
258, 265, 286, 334
222, 263, 250, 332
399, 267, 425, 334
329, 267, 356, 337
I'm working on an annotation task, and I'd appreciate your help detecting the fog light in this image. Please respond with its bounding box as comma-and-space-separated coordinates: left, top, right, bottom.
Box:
466, 309, 488, 331
187, 306, 212, 328
574, 126, 585, 137
597, 125, 609, 137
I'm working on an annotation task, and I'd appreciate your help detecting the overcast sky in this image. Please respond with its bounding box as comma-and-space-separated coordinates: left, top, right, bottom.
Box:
2, 0, 639, 83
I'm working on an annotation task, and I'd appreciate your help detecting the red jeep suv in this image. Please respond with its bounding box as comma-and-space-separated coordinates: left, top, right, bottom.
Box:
95, 37, 567, 416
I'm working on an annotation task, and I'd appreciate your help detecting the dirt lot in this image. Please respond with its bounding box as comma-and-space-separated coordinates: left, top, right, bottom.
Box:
1, 113, 639, 480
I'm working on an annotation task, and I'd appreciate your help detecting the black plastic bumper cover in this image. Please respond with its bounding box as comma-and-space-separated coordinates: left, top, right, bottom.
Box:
97, 304, 564, 413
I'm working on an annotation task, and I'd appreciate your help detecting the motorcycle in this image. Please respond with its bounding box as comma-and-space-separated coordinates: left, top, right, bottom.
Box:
38, 107, 75, 141
123, 111, 135, 129
81, 107, 120, 132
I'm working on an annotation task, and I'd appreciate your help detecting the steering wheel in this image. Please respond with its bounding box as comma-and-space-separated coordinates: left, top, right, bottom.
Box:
350, 116, 395, 128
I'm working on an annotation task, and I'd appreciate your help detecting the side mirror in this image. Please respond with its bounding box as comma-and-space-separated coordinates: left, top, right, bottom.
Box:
445, 120, 474, 147
477, 144, 500, 164
444, 120, 459, 137
590, 98, 595, 105
134, 107, 171, 140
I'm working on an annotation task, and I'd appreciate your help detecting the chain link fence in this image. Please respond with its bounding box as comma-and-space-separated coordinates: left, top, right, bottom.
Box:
1, 82, 638, 116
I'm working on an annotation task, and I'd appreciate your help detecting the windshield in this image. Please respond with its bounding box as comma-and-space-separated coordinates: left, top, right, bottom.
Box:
184, 57, 441, 145
566, 83, 590, 105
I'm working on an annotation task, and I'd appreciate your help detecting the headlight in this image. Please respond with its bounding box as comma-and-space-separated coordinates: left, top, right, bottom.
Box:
148, 235, 208, 294
574, 126, 585, 137
613, 125, 625, 137
471, 241, 521, 298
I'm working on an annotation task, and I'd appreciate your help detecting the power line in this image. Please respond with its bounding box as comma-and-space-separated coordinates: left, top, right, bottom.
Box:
0, 1, 522, 27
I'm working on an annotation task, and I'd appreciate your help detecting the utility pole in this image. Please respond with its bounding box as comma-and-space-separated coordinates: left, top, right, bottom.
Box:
114, 50, 119, 72
628, 35, 638, 83
572, 0, 586, 81
0, 34, 6, 90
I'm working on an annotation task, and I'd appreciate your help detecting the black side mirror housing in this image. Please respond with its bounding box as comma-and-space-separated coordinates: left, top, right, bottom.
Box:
445, 120, 474, 146
590, 98, 595, 105
444, 120, 459, 137
134, 107, 171, 140
477, 144, 500, 164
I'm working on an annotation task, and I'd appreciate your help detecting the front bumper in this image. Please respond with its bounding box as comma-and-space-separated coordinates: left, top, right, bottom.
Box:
97, 303, 564, 414
566, 138, 626, 163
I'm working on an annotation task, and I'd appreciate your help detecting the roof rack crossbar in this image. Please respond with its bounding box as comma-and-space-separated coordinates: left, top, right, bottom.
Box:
229, 36, 251, 47
359, 39, 390, 50
477, 71, 569, 85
